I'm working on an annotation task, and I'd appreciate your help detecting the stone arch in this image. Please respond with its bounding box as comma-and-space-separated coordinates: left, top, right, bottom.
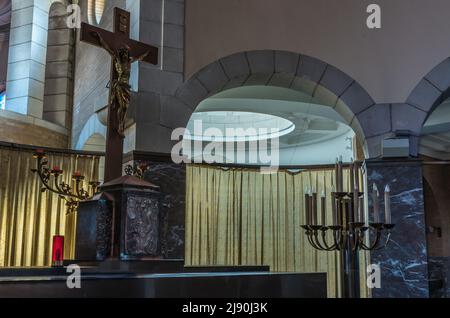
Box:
43, 0, 75, 128
164, 50, 377, 158
75, 113, 107, 150
406, 57, 450, 156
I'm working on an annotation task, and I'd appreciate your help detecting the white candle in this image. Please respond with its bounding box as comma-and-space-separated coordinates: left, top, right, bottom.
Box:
385, 184, 391, 224
350, 160, 355, 193
373, 184, 380, 223
331, 186, 337, 225
335, 158, 339, 193
305, 187, 310, 225
354, 163, 360, 192
312, 192, 318, 225
359, 196, 365, 224
321, 191, 326, 225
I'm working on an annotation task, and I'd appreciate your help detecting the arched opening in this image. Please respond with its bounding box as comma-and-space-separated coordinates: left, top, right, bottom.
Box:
170, 51, 371, 159
412, 57, 450, 298
42, 1, 75, 128
183, 85, 361, 165
419, 98, 450, 298
0, 0, 11, 109
176, 51, 373, 298
82, 133, 106, 183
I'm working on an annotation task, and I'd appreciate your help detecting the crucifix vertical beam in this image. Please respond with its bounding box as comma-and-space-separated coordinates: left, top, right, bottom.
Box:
103, 8, 129, 183
80, 8, 158, 183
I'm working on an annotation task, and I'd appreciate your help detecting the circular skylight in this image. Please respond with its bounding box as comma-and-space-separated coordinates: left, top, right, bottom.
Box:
185, 111, 296, 142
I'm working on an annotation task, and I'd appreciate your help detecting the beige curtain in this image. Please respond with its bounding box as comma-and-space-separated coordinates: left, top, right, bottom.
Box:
185, 164, 370, 298
0, 147, 100, 267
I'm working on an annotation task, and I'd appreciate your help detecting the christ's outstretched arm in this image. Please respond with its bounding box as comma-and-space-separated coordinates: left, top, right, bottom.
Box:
90, 31, 114, 56
131, 50, 151, 63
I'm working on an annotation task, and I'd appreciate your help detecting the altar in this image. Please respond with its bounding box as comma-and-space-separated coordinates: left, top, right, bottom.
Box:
0, 264, 327, 298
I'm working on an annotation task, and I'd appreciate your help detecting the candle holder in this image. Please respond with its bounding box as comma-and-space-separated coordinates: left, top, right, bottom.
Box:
124, 162, 150, 179
300, 160, 395, 298
31, 150, 100, 214
301, 192, 395, 252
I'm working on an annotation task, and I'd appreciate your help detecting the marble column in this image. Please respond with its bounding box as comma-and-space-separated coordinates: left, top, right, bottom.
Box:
364, 159, 429, 298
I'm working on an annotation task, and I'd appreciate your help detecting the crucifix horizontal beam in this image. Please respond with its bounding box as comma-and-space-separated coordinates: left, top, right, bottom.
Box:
80, 23, 158, 65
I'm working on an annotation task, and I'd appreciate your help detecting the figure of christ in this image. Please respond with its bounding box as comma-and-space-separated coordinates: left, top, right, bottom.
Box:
91, 31, 151, 137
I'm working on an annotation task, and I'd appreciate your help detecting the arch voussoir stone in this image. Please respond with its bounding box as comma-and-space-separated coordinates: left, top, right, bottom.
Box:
319, 64, 354, 97
296, 55, 327, 83
340, 81, 375, 115
406, 78, 442, 113
175, 77, 209, 109
391, 103, 427, 135
220, 52, 250, 79
356, 104, 391, 139
275, 51, 300, 74
246, 50, 275, 74
195, 61, 229, 94
424, 58, 450, 92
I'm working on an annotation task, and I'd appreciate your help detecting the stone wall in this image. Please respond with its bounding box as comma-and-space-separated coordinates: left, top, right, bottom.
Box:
0, 114, 68, 148
43, 2, 75, 129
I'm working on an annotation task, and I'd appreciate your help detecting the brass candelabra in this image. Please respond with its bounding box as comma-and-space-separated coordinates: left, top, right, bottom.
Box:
31, 149, 100, 214
301, 191, 395, 252
300, 159, 395, 298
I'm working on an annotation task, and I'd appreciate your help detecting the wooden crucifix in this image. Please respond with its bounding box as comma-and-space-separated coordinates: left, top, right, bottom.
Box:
80, 8, 158, 182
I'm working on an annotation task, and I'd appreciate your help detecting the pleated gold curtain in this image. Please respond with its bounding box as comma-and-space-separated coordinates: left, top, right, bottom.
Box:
185, 164, 370, 298
0, 147, 100, 267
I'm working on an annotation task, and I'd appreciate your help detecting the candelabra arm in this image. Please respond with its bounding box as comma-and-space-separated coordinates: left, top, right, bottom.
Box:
312, 229, 330, 251
359, 224, 383, 251
307, 231, 322, 250
302, 226, 323, 250
320, 228, 338, 251
331, 226, 345, 251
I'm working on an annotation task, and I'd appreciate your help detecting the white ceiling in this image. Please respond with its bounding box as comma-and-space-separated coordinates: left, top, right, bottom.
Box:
184, 86, 355, 166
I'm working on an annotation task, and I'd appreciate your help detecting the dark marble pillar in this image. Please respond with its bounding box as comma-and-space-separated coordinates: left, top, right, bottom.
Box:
365, 159, 429, 298
123, 152, 186, 259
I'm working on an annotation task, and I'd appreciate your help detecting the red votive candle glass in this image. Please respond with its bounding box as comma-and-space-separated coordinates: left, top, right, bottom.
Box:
72, 171, 82, 178
52, 235, 64, 267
